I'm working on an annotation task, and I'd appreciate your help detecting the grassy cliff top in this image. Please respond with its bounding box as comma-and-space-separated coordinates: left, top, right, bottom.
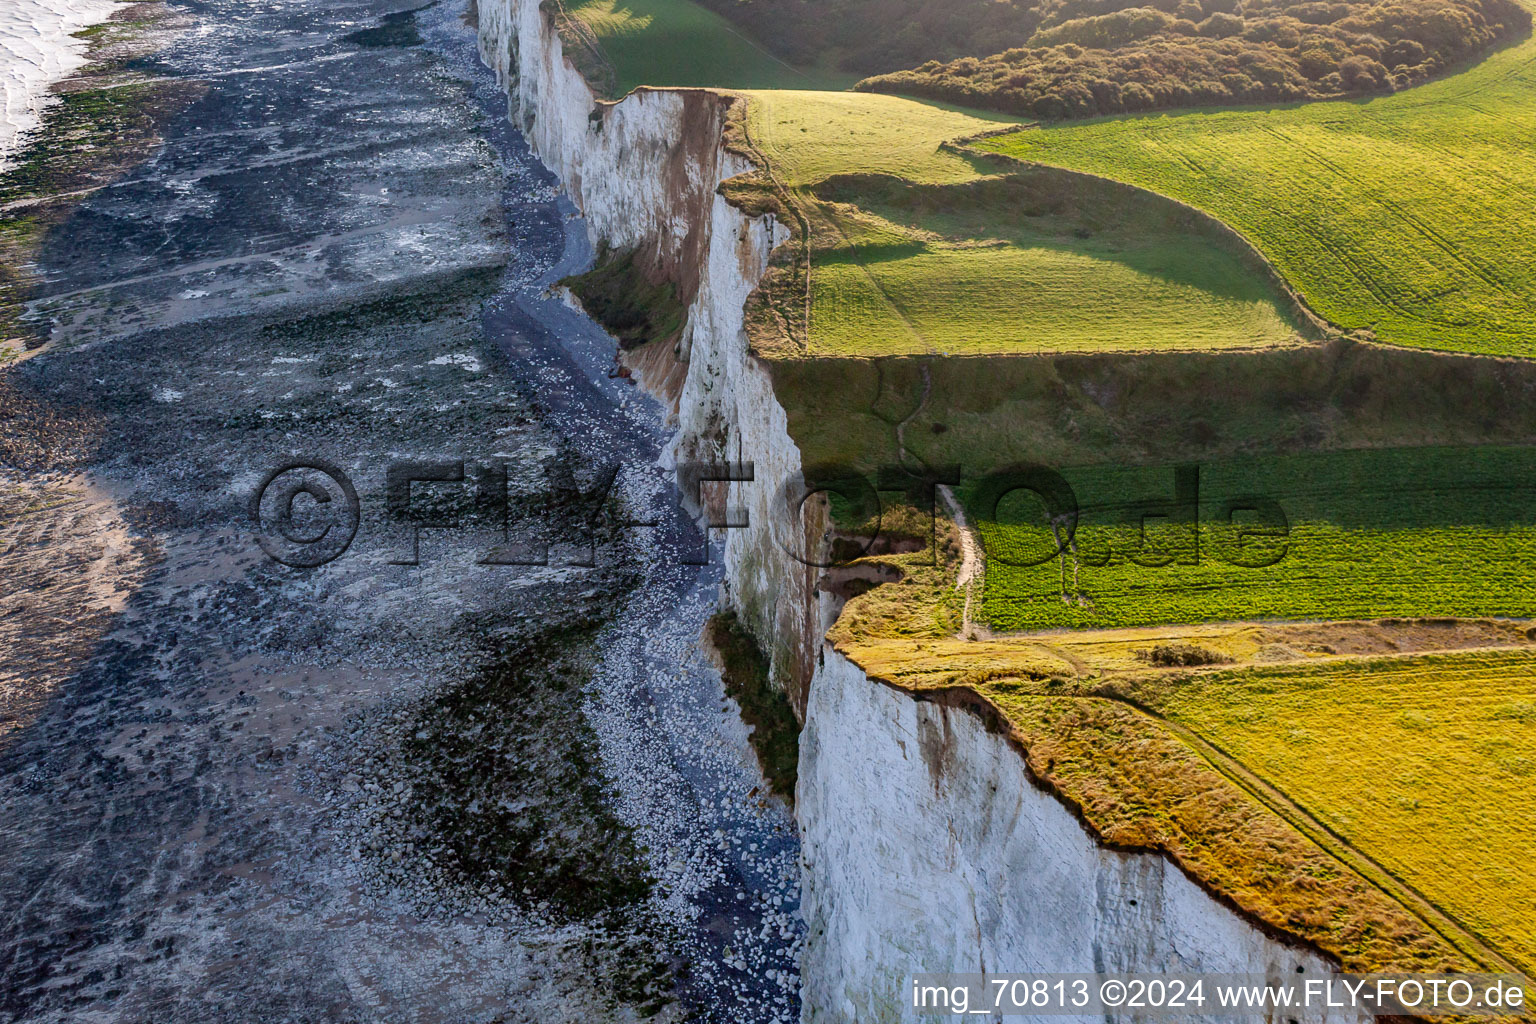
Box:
738, 90, 1005, 186
565, 0, 1536, 360
976, 14, 1536, 356
733, 89, 1305, 356
562, 2, 1307, 358
775, 349, 1536, 983
550, 0, 1536, 987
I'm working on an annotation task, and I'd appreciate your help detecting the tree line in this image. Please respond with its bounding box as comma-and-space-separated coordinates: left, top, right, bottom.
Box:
694, 0, 1530, 117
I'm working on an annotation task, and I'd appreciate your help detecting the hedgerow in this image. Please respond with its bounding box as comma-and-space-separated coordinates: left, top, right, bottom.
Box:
699, 0, 1529, 118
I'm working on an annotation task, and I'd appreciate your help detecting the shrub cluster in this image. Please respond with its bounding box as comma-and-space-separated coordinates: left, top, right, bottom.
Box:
853, 0, 1529, 117
1139, 642, 1233, 666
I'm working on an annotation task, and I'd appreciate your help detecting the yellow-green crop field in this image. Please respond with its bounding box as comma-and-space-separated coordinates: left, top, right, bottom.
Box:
977, 19, 1536, 356
972, 446, 1536, 631
1146, 650, 1536, 974
739, 90, 1004, 185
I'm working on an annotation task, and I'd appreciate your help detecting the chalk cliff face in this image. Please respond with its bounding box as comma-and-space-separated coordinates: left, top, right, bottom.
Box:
477, 0, 824, 709
799, 650, 1370, 1023
473, 3, 1358, 1020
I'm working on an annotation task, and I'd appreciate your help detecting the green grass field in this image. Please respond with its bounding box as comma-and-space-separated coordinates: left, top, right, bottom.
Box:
739, 89, 1004, 185
738, 90, 1302, 355
804, 172, 1300, 354
976, 20, 1536, 356
550, 0, 1312, 359
563, 0, 848, 94
971, 446, 1536, 631
1147, 650, 1536, 974
808, 244, 1296, 354
566, 0, 1536, 358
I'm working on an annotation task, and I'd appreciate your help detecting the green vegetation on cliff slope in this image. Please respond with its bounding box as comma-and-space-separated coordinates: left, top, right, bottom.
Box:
560, 245, 687, 349
697, 0, 1529, 120
707, 612, 799, 801
858, 0, 1530, 118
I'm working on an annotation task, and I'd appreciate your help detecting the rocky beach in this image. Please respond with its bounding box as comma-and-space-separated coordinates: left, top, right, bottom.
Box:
0, 1, 799, 1020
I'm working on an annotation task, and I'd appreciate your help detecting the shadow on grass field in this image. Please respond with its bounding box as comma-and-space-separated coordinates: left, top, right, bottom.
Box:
771, 346, 1536, 630
800, 169, 1301, 355
771, 340, 1536, 486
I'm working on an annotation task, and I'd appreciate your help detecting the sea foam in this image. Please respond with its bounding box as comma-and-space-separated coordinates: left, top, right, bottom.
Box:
1, 0, 120, 170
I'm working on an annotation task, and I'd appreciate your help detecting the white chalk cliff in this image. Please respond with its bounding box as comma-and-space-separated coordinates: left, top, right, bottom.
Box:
473, 2, 1367, 1019
798, 649, 1367, 1022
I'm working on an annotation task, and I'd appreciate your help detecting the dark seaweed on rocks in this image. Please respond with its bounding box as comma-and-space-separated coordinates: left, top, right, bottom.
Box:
403, 621, 655, 918
374, 615, 682, 1016
342, 7, 427, 48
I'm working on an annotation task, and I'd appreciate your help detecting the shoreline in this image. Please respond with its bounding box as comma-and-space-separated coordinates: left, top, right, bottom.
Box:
0, 0, 123, 171
0, 0, 194, 357
427, 5, 806, 1010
